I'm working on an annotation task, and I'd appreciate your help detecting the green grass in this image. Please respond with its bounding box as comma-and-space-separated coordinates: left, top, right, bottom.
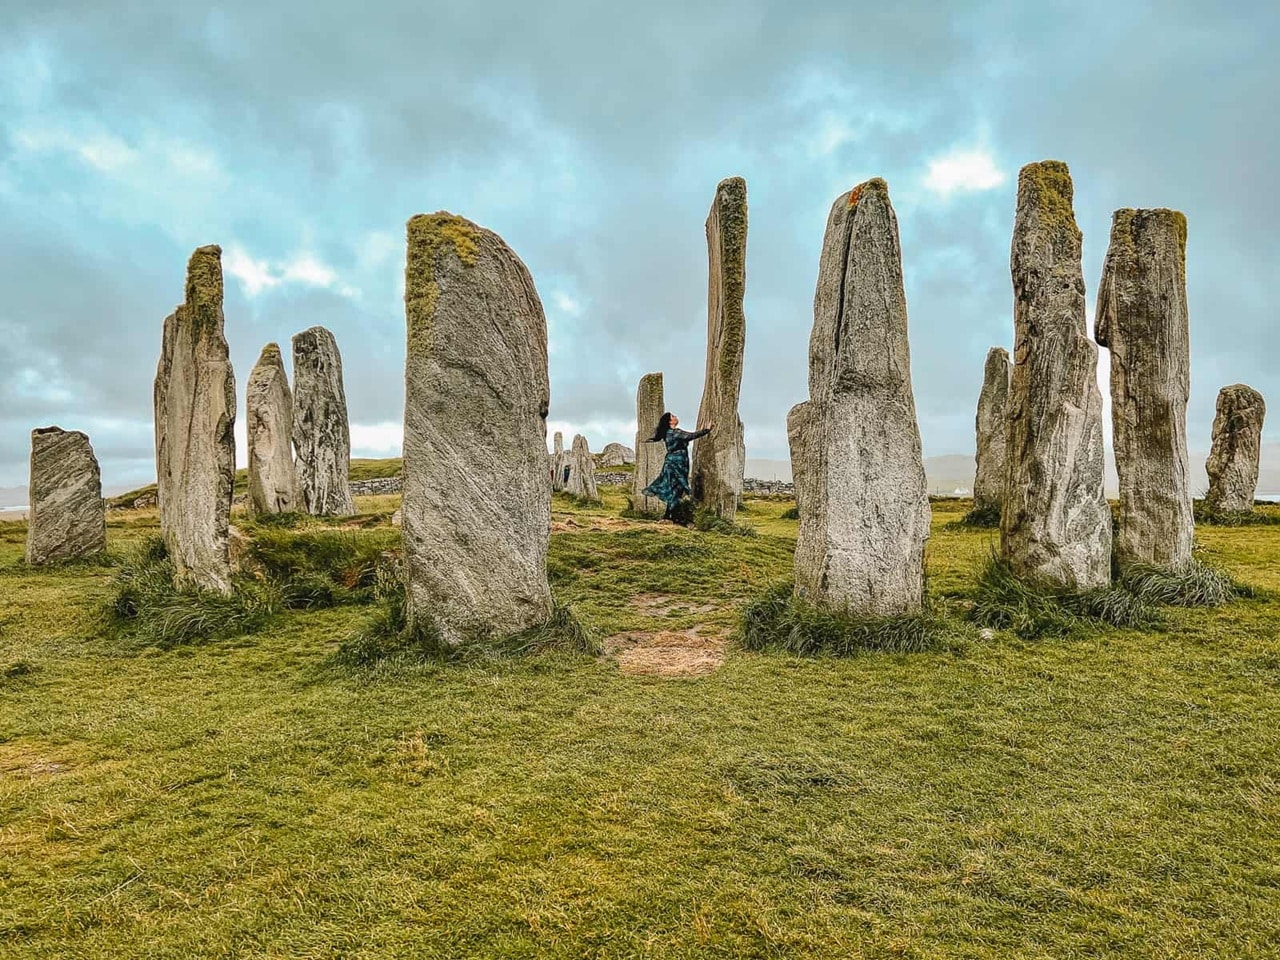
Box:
2, 493, 1280, 957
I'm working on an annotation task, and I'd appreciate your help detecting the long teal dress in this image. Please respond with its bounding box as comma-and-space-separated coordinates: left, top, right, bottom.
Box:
642, 427, 710, 510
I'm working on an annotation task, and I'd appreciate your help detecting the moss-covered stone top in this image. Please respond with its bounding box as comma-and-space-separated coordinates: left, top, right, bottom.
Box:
257, 342, 282, 364
185, 244, 224, 311
848, 177, 888, 209
405, 213, 484, 352
1017, 161, 1080, 240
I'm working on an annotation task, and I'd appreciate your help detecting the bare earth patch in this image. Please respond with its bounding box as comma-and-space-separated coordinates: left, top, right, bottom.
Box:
629, 593, 719, 617
550, 515, 647, 534
605, 629, 728, 677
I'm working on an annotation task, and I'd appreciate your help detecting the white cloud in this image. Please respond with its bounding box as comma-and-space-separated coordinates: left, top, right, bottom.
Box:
350, 421, 403, 457
223, 245, 281, 297
222, 246, 357, 298
923, 147, 1006, 197
552, 291, 582, 316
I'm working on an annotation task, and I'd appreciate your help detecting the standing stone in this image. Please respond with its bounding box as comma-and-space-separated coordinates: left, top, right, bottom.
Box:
973, 347, 1011, 516
245, 343, 299, 515
1001, 161, 1111, 588
599, 442, 635, 468
403, 212, 553, 645
633, 373, 667, 517
785, 402, 812, 524
793, 180, 930, 615
154, 245, 236, 593
292, 326, 355, 517
1095, 208, 1193, 569
691, 176, 747, 519
550, 431, 568, 491
1205, 384, 1266, 513
565, 434, 601, 503
25, 427, 106, 565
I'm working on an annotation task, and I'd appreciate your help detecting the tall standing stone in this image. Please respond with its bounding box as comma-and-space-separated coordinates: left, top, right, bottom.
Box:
1205, 384, 1266, 513
403, 212, 553, 645
793, 180, 930, 615
1001, 161, 1111, 588
245, 343, 299, 516
291, 326, 355, 517
973, 347, 1011, 516
785, 401, 812, 524
1095, 208, 1193, 569
691, 176, 747, 520
565, 434, 601, 503
633, 372, 666, 517
550, 431, 567, 491
154, 245, 236, 593
25, 427, 105, 565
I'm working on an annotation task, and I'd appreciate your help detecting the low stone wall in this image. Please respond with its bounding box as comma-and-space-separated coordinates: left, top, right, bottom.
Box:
350, 476, 402, 496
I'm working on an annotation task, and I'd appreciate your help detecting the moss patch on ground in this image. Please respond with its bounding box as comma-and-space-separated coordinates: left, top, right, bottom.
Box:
1, 494, 1279, 957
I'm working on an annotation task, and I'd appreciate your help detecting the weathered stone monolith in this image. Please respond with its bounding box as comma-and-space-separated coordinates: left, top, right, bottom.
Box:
1205, 384, 1266, 513
292, 326, 355, 517
633, 372, 666, 517
25, 427, 105, 565
403, 212, 553, 644
785, 401, 812, 524
691, 176, 747, 519
599, 442, 634, 468
1095, 208, 1193, 569
550, 432, 567, 491
565, 434, 600, 503
793, 179, 930, 615
246, 343, 298, 516
1001, 161, 1111, 588
154, 245, 236, 593
973, 347, 1011, 516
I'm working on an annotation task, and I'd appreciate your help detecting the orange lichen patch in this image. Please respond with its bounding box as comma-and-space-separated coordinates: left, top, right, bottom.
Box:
848, 184, 864, 208
629, 593, 719, 617
605, 629, 728, 677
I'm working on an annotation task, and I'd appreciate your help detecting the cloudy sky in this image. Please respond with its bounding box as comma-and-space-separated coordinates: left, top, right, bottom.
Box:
2, 0, 1276, 490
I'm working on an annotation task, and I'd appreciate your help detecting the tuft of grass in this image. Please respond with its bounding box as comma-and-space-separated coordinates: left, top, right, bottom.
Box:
1194, 500, 1280, 526
694, 506, 756, 538
970, 554, 1160, 639
949, 504, 1002, 529
245, 511, 307, 530
104, 538, 280, 647
1120, 560, 1240, 607
741, 583, 950, 655
780, 505, 800, 520
247, 528, 400, 608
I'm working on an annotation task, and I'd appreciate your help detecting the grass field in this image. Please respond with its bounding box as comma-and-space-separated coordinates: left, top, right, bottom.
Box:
2, 485, 1279, 958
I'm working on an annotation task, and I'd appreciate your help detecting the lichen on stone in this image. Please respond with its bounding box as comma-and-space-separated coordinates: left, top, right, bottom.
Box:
405, 213, 483, 354
1018, 161, 1081, 241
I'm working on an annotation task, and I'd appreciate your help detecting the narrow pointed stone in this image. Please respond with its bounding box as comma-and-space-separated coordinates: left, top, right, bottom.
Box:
785, 401, 812, 525
26, 427, 105, 565
1095, 208, 1193, 569
973, 347, 1011, 516
154, 245, 236, 593
550, 431, 567, 491
794, 179, 930, 615
565, 434, 600, 503
291, 326, 355, 516
246, 343, 298, 515
1205, 384, 1266, 513
691, 176, 747, 519
1001, 161, 1111, 588
403, 212, 553, 645
632, 372, 666, 517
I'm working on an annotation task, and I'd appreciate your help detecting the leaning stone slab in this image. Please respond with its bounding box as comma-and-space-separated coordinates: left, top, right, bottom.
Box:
1095, 208, 1193, 569
1001, 161, 1111, 588
403, 212, 553, 645
565, 434, 601, 503
691, 176, 747, 519
1205, 384, 1266, 513
794, 179, 930, 615
25, 427, 106, 565
154, 245, 236, 593
972, 347, 1010, 517
632, 372, 666, 517
246, 342, 299, 515
292, 326, 355, 516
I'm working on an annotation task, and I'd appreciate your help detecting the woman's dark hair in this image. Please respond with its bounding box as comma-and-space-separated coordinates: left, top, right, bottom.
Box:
647, 412, 673, 442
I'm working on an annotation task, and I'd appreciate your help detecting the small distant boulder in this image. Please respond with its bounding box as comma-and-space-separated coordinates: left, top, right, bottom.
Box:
598, 443, 635, 468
